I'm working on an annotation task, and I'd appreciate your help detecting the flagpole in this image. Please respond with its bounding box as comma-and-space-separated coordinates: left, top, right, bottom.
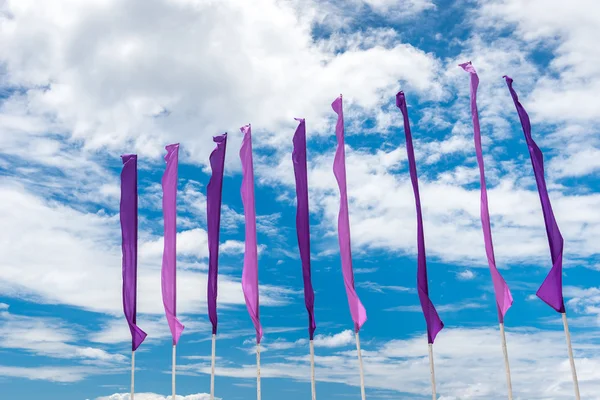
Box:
561, 312, 580, 399
210, 334, 216, 400
498, 323, 513, 400
172, 344, 177, 400
256, 343, 262, 400
310, 339, 316, 400
355, 332, 366, 400
131, 350, 135, 400
428, 344, 436, 400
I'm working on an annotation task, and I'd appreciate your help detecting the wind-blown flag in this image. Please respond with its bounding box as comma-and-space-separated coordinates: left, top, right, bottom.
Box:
332, 96, 367, 332
162, 143, 184, 345
240, 125, 263, 344
292, 118, 316, 340
504, 76, 565, 313
459, 62, 513, 321
120, 154, 147, 351
396, 92, 444, 343
207, 133, 228, 335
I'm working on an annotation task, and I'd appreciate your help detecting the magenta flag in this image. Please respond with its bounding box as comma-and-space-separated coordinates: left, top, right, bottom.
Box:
459, 62, 513, 322
120, 154, 147, 351
240, 125, 263, 344
162, 143, 184, 345
332, 96, 367, 332
292, 118, 317, 340
504, 76, 565, 313
207, 133, 228, 335
396, 92, 444, 343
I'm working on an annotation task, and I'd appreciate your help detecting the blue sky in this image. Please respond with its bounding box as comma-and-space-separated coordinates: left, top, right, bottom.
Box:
1, 0, 600, 399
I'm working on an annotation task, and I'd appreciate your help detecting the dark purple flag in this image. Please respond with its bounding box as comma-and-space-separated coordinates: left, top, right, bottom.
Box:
120, 154, 147, 351
207, 133, 228, 335
396, 92, 444, 344
504, 76, 565, 313
292, 118, 316, 340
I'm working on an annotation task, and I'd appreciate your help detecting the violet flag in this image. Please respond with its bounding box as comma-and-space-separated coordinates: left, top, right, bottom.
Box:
240, 125, 263, 344
207, 133, 228, 335
396, 92, 444, 344
459, 62, 513, 322
162, 143, 184, 345
504, 76, 565, 313
120, 154, 147, 351
332, 96, 367, 332
292, 118, 317, 340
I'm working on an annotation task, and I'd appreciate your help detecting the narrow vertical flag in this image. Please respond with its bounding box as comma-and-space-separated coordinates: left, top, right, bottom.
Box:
240, 125, 263, 344
292, 118, 317, 340
504, 76, 565, 313
207, 133, 228, 335
120, 154, 147, 351
396, 92, 444, 344
332, 96, 367, 332
162, 143, 184, 345
459, 62, 513, 321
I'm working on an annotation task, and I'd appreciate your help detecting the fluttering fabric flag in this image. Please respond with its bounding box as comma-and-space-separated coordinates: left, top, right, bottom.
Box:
459, 62, 513, 322
207, 133, 228, 334
120, 154, 147, 351
332, 96, 367, 332
162, 143, 184, 345
240, 124, 263, 344
396, 92, 443, 344
504, 76, 565, 313
292, 118, 317, 340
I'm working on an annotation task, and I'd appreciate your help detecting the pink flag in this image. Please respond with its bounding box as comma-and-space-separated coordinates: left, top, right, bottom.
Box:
332, 95, 367, 332
162, 143, 184, 345
240, 125, 263, 344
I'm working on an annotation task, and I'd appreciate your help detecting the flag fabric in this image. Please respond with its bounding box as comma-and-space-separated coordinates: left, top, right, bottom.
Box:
292, 118, 317, 340
459, 62, 513, 322
332, 95, 367, 332
161, 143, 184, 345
396, 92, 444, 343
207, 133, 228, 335
504, 76, 565, 313
120, 154, 147, 351
240, 125, 263, 344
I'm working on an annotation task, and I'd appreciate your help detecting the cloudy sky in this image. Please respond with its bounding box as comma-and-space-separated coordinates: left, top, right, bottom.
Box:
2, 0, 600, 399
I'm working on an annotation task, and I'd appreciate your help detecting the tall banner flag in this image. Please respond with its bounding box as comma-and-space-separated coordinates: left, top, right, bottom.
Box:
207, 133, 228, 400
332, 95, 367, 400
120, 154, 147, 400
504, 76, 580, 399
459, 62, 514, 400
292, 118, 317, 400
161, 143, 184, 399
396, 92, 442, 400
239, 124, 263, 400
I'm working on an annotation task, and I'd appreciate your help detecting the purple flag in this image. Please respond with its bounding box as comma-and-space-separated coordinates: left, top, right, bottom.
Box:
207, 133, 228, 335
120, 154, 147, 351
162, 143, 184, 345
332, 96, 367, 332
240, 125, 263, 344
292, 118, 317, 340
504, 76, 565, 313
396, 92, 444, 343
459, 62, 513, 322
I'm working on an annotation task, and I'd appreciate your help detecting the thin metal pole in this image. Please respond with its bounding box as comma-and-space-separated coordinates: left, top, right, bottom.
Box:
172, 344, 176, 400
562, 312, 581, 400
355, 332, 366, 400
131, 350, 135, 400
210, 334, 216, 400
257, 343, 262, 400
310, 339, 316, 400
499, 323, 513, 400
428, 344, 436, 400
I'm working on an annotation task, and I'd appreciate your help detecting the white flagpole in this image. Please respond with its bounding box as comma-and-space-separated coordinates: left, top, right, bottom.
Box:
172, 344, 177, 400
256, 343, 262, 400
210, 334, 216, 400
562, 312, 581, 400
355, 332, 366, 400
428, 344, 436, 400
310, 339, 316, 400
131, 350, 135, 400
499, 323, 513, 400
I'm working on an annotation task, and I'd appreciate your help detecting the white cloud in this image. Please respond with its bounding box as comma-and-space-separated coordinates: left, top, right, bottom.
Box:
456, 269, 476, 281
96, 393, 214, 400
